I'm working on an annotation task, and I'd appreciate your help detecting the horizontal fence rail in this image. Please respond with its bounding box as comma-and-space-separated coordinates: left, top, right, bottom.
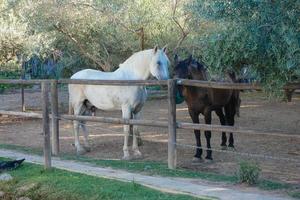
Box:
58, 79, 168, 86
177, 79, 300, 90
59, 114, 168, 127
1, 78, 300, 170
1, 78, 299, 90
1, 110, 299, 139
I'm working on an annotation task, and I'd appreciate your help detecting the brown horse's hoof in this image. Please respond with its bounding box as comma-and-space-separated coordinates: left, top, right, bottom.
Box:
221, 145, 227, 150
191, 157, 204, 165
227, 146, 236, 151
204, 158, 214, 163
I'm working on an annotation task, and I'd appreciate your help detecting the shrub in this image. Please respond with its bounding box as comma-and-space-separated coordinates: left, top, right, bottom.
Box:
237, 160, 261, 185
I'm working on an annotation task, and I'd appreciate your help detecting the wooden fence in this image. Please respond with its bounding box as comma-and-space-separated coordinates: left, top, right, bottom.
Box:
0, 79, 299, 169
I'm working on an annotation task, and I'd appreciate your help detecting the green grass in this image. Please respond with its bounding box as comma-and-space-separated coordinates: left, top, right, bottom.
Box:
0, 144, 295, 194
289, 191, 300, 199
0, 143, 236, 183
0, 158, 209, 200
62, 154, 237, 183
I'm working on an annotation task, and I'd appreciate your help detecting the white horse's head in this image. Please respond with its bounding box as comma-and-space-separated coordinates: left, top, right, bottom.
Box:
149, 46, 170, 80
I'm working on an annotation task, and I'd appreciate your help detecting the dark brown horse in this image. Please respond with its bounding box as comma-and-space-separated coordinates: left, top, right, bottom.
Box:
174, 55, 241, 161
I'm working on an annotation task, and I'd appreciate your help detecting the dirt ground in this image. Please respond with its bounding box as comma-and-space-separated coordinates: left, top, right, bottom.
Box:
0, 88, 299, 184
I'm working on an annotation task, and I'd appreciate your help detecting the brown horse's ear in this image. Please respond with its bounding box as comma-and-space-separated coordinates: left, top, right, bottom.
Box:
153, 46, 158, 54
162, 45, 168, 53
228, 71, 237, 82
174, 54, 179, 65
187, 55, 193, 64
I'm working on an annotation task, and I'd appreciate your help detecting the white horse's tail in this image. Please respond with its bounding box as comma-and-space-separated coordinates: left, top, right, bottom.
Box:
68, 99, 74, 115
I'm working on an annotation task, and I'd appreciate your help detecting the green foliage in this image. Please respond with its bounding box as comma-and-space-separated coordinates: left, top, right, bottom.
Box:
0, 159, 202, 200
237, 160, 261, 185
189, 0, 300, 93
0, 0, 298, 93
0, 69, 21, 93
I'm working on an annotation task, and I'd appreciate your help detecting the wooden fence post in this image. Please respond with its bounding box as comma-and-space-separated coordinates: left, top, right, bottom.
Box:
21, 62, 25, 112
51, 80, 59, 155
42, 81, 51, 169
168, 79, 177, 169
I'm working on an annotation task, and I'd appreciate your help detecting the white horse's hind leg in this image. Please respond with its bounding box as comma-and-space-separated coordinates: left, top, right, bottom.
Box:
80, 121, 91, 152
132, 112, 142, 158
122, 106, 132, 160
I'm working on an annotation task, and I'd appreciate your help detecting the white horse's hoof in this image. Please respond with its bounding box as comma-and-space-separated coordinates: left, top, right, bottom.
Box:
122, 150, 130, 160
122, 155, 131, 160
192, 157, 203, 165
76, 148, 87, 155
133, 151, 143, 159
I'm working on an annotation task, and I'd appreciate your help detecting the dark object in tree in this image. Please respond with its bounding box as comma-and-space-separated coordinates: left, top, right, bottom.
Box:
0, 159, 25, 171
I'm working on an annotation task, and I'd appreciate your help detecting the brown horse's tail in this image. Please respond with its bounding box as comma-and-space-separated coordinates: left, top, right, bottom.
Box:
227, 71, 241, 117
233, 90, 241, 117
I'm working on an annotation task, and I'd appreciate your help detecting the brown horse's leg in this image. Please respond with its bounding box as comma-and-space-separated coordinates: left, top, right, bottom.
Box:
204, 108, 212, 160
188, 109, 202, 159
215, 109, 227, 148
225, 106, 235, 148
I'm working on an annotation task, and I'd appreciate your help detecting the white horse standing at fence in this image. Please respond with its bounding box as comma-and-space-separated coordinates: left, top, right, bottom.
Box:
68, 46, 169, 159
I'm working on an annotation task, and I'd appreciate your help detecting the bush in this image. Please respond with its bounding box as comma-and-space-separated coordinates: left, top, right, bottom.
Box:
237, 160, 261, 185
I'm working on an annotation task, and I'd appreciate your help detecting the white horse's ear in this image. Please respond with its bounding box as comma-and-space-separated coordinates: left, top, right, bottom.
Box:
162, 45, 168, 53
153, 45, 158, 54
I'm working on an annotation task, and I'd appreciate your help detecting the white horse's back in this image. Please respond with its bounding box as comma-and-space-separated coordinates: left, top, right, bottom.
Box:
71, 69, 123, 80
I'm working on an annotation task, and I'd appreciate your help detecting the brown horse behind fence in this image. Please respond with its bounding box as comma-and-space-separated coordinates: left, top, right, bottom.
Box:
174, 55, 241, 162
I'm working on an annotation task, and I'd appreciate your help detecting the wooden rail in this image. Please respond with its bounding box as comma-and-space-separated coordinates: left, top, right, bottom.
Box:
1, 78, 300, 170
1, 78, 299, 90
58, 79, 168, 86
59, 114, 168, 127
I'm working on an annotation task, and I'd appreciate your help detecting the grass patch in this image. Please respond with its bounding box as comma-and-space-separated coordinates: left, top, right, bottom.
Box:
288, 191, 300, 199
0, 158, 208, 200
62, 154, 237, 183
0, 144, 43, 155
236, 160, 261, 185
0, 144, 294, 193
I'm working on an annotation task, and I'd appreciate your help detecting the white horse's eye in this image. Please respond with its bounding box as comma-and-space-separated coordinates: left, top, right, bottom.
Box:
157, 61, 162, 66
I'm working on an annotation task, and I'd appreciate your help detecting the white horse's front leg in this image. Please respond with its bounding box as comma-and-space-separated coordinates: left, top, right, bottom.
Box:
122, 106, 131, 160
132, 112, 142, 158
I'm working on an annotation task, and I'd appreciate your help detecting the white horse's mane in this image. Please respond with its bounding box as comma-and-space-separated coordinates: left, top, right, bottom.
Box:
119, 49, 153, 69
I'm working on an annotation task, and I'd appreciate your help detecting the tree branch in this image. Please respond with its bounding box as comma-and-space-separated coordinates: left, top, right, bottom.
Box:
172, 0, 190, 52
53, 24, 107, 71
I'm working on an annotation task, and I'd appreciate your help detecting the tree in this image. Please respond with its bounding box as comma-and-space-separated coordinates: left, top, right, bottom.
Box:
189, 0, 300, 91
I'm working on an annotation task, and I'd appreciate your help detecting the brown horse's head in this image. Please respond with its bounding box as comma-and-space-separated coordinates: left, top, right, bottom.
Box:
173, 55, 208, 81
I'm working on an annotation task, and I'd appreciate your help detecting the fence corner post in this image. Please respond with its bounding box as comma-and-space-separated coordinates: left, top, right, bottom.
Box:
42, 81, 51, 169
51, 80, 59, 155
168, 79, 177, 169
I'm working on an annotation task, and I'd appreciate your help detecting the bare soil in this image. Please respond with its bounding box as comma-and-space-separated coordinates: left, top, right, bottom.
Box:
0, 88, 299, 184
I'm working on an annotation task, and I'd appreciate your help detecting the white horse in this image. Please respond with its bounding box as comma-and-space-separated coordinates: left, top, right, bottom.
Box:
68, 46, 169, 159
